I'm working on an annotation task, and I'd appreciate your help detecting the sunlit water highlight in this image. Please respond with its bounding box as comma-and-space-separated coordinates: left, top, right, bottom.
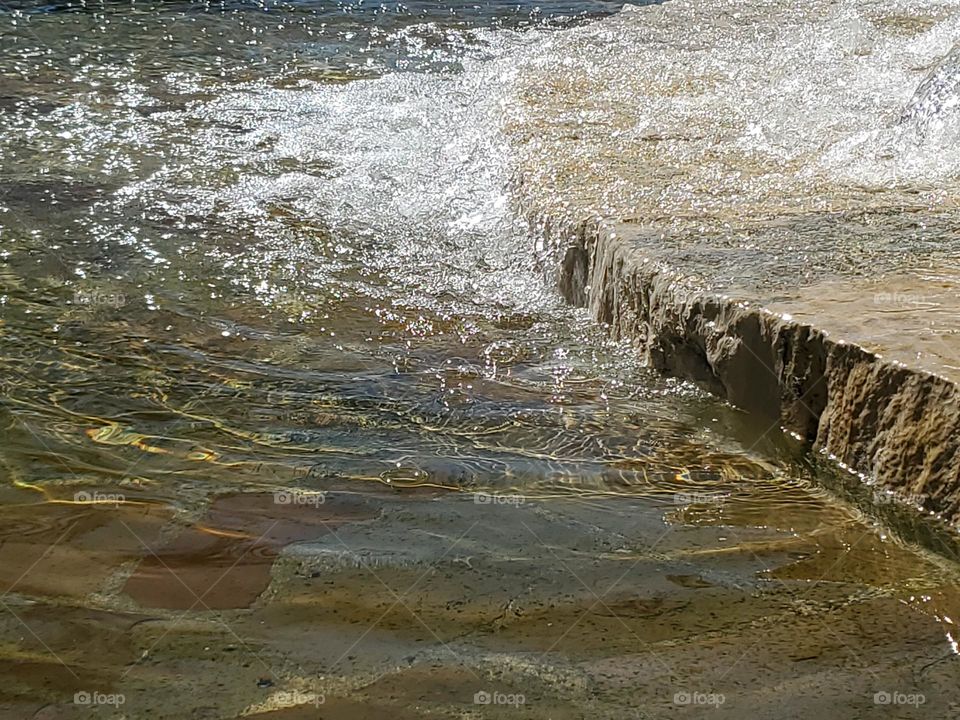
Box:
0, 1, 959, 717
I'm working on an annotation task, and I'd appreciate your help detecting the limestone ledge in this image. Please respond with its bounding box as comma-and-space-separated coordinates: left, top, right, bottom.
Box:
530, 212, 960, 527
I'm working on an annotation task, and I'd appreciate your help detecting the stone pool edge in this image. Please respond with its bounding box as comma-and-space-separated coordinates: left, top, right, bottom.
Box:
525, 211, 960, 528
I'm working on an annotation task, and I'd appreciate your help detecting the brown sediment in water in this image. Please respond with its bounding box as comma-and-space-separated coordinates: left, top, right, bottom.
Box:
0, 604, 144, 716
123, 492, 377, 610
0, 501, 170, 599
0, 489, 953, 718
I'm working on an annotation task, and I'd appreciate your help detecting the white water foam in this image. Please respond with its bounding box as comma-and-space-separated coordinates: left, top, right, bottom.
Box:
508, 0, 960, 225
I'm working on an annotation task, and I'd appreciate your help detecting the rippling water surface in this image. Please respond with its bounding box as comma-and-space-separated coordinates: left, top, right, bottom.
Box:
0, 1, 959, 718
0, 0, 793, 511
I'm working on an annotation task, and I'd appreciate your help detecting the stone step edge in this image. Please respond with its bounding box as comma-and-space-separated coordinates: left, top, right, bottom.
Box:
530, 211, 960, 527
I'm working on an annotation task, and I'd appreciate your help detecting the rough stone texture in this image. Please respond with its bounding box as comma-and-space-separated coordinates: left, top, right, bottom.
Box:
526, 214, 960, 526
505, 0, 960, 527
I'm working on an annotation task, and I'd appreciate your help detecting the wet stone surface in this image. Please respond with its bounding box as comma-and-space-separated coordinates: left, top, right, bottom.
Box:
0, 0, 958, 717
123, 492, 377, 610
0, 486, 953, 718
508, 0, 960, 383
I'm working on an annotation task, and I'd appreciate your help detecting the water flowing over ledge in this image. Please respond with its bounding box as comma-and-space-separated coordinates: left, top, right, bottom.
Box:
506, 0, 960, 527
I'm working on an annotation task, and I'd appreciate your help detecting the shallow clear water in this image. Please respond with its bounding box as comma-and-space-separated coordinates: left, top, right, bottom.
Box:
0, 0, 783, 507
0, 1, 959, 718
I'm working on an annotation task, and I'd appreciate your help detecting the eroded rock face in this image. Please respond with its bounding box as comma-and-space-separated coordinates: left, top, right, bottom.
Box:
541, 217, 960, 525
506, 0, 960, 527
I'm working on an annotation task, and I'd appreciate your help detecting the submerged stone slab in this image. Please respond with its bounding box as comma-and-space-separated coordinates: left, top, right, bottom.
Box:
0, 501, 171, 599
0, 488, 955, 718
124, 492, 376, 610
506, 0, 960, 525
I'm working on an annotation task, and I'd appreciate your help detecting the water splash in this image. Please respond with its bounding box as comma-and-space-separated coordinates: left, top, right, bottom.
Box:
901, 42, 960, 137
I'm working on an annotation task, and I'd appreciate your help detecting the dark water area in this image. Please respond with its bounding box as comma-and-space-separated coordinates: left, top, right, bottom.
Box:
0, 0, 958, 718
0, 0, 629, 79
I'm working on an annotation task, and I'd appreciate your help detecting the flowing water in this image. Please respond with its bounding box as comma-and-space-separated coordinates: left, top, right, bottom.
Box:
508, 0, 960, 382
0, 1, 959, 718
